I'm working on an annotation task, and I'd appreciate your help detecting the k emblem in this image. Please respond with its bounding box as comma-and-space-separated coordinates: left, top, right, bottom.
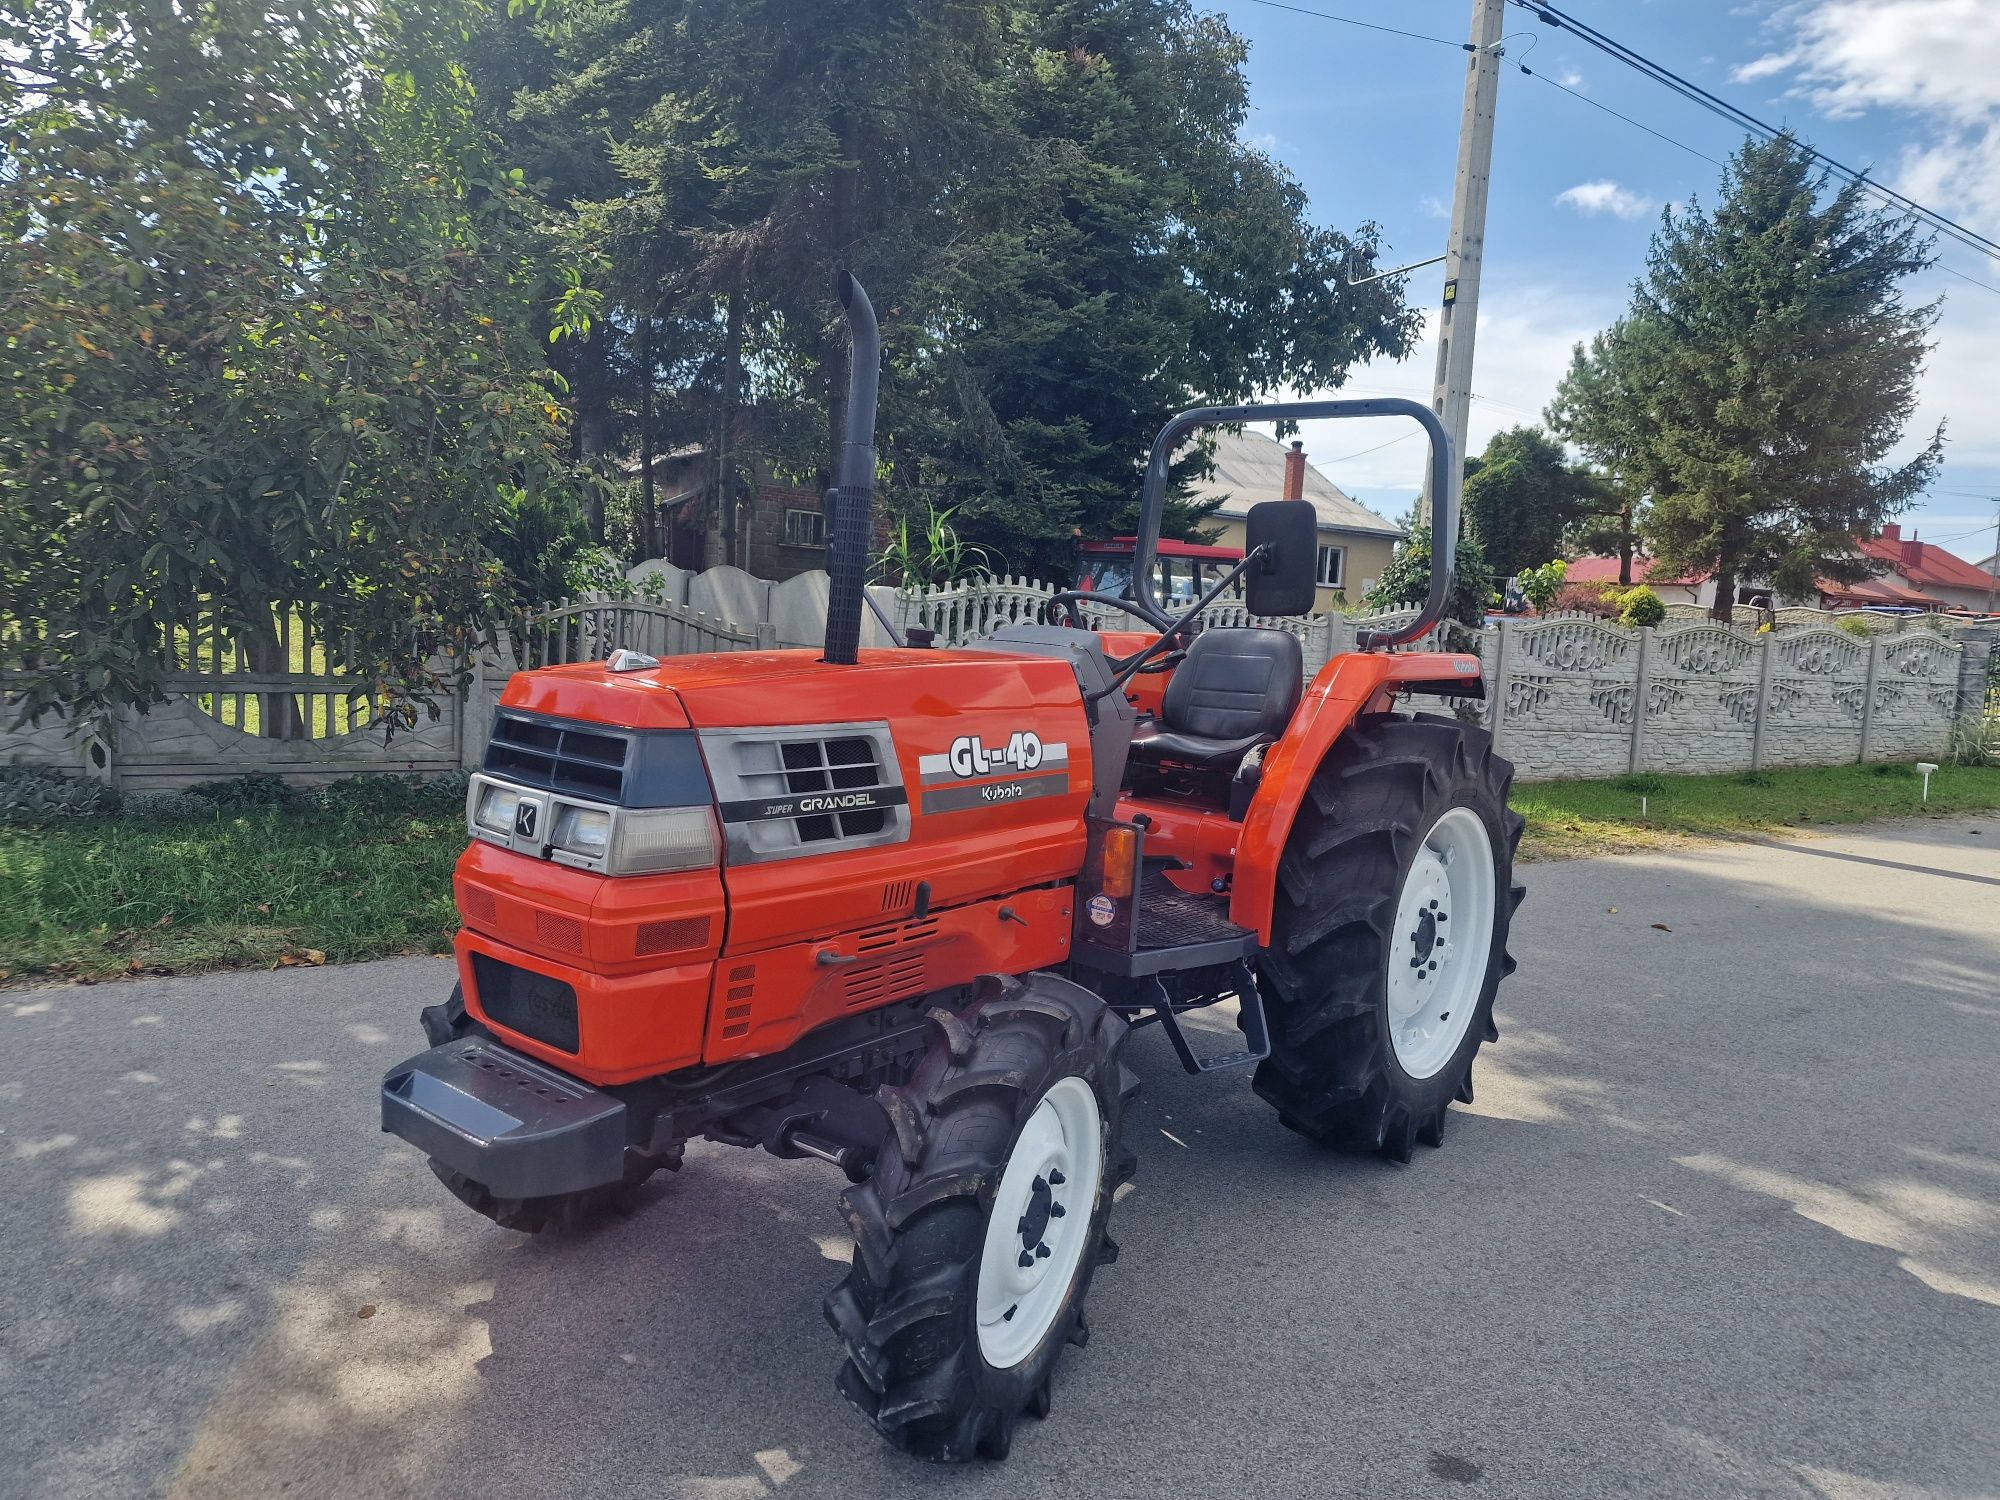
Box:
514, 801, 539, 840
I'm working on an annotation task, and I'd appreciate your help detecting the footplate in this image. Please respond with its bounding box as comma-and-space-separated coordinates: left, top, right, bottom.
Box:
1070, 817, 1258, 977
382, 1037, 628, 1199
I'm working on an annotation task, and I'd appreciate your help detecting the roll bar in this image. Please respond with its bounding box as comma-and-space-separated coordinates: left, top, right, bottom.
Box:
1131, 397, 1456, 651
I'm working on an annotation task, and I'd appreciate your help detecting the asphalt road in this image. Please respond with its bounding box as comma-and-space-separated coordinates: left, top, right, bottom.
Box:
5, 817, 1998, 1500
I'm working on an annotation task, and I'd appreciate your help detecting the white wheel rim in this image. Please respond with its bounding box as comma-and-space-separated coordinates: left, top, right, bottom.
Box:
1385, 805, 1496, 1080
975, 1076, 1103, 1369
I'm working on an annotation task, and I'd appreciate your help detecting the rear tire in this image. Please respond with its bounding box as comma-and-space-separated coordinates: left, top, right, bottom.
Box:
1253, 713, 1524, 1160
825, 973, 1137, 1461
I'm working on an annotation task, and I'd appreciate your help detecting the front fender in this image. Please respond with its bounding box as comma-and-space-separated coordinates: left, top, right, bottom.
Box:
1229, 650, 1483, 943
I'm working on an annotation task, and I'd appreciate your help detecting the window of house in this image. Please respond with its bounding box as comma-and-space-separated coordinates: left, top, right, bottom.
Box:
1315, 544, 1345, 589
783, 508, 827, 548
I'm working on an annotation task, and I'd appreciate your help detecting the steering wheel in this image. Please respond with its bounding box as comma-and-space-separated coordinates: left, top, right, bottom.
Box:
1041, 589, 1170, 632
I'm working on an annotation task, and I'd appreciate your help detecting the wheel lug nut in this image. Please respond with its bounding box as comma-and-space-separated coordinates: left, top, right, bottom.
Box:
1035, 1243, 1051, 1259
1018, 1216, 1030, 1236
1047, 1169, 1065, 1186
1018, 1251, 1035, 1268
1031, 1176, 1046, 1194
1049, 1202, 1066, 1218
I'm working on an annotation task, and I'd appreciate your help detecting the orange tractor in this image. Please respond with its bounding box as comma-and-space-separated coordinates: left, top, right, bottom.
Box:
382, 276, 1523, 1461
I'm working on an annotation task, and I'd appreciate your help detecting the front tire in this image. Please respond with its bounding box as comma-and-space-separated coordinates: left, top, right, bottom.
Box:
825, 974, 1137, 1461
1253, 713, 1524, 1160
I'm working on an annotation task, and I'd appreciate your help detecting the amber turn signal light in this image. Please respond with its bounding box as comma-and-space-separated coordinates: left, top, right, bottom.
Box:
1100, 826, 1138, 900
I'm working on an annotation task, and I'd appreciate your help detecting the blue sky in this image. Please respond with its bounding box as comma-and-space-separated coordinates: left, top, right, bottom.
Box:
1210, 0, 2000, 566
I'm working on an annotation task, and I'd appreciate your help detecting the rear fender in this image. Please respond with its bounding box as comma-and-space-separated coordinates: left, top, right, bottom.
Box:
1228, 650, 1483, 943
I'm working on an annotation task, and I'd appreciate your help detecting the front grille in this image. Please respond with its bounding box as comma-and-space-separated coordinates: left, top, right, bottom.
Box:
485, 714, 628, 802
471, 953, 580, 1053
773, 736, 889, 842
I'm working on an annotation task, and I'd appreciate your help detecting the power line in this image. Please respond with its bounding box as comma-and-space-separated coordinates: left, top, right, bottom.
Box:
1232, 0, 1466, 50
1319, 430, 1420, 466
1523, 68, 1724, 169
1511, 1, 2000, 268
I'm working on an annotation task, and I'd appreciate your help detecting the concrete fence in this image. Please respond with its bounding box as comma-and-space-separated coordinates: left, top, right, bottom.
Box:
1477, 616, 1987, 780
6, 564, 1994, 791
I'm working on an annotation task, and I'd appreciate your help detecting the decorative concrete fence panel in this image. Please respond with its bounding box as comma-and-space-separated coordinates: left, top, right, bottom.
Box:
687, 565, 772, 635
1487, 618, 1646, 779
626, 558, 693, 605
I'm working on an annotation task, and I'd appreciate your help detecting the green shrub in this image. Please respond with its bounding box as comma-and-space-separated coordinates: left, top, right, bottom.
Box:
1835, 614, 1874, 638
0, 765, 120, 825
186, 772, 302, 808
312, 771, 470, 819
118, 790, 220, 822
1617, 586, 1666, 627
1516, 559, 1569, 613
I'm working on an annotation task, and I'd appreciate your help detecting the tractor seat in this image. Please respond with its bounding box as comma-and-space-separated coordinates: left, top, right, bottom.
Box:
1126, 627, 1303, 773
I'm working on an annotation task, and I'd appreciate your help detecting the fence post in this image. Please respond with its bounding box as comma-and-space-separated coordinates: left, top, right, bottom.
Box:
755, 621, 778, 650
1487, 618, 1513, 754
1858, 635, 1882, 763
1629, 625, 1654, 774
1745, 634, 1775, 772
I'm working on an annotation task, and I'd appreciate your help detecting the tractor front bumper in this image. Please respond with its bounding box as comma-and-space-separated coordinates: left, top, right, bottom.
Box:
381, 1036, 629, 1200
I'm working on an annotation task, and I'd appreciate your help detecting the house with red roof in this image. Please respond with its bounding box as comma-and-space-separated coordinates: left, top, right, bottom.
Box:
1562, 523, 1997, 614
1563, 555, 1706, 606
1849, 525, 1997, 612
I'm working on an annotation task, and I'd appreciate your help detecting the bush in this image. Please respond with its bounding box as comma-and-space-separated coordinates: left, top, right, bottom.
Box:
1516, 559, 1568, 613
1617, 586, 1666, 628
312, 771, 470, 819
1547, 581, 1623, 619
186, 772, 304, 809
119, 790, 219, 822
0, 765, 120, 825
1836, 615, 1874, 638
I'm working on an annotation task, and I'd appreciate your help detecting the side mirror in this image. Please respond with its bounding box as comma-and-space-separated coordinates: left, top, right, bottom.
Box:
1243, 500, 1319, 616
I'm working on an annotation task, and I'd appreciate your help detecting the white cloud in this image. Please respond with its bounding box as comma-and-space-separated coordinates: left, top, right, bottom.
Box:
1418, 193, 1450, 220
1282, 281, 1621, 501
1556, 180, 1658, 220
1730, 51, 1797, 83
1738, 1, 2000, 232
1555, 66, 1586, 90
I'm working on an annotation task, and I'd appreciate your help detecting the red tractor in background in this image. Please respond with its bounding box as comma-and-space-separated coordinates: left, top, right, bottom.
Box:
382, 276, 1523, 1461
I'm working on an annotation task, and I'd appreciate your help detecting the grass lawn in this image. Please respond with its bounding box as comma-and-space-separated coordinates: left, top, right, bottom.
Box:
0, 788, 463, 984
1, 761, 1995, 985
1515, 761, 2000, 859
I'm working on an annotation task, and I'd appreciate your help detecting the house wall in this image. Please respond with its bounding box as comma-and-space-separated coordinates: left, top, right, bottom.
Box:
1210, 518, 1395, 612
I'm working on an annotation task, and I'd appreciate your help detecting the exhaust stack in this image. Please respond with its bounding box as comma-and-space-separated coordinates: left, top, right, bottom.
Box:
821, 272, 880, 666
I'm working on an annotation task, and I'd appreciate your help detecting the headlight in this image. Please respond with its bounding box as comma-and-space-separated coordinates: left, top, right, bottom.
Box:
608, 806, 717, 875
473, 782, 519, 836
552, 805, 612, 859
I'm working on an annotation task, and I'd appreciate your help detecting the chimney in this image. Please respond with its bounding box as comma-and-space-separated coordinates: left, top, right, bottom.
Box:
1901, 537, 1923, 570
1880, 523, 1901, 543
1283, 440, 1307, 501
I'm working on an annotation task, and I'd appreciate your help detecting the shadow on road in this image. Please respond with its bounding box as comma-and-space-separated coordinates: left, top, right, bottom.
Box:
5, 827, 1998, 1500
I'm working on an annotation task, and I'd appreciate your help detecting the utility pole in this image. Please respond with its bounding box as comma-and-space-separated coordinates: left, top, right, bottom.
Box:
1421, 0, 1507, 531
1985, 497, 1999, 616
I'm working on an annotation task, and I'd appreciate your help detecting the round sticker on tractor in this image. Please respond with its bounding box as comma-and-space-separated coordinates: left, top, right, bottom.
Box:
1086, 893, 1116, 928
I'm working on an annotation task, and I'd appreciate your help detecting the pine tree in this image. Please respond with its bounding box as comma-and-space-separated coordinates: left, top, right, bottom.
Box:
1550, 134, 1941, 621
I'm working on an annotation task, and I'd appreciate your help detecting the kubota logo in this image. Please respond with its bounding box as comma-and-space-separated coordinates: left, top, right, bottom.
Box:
514, 801, 539, 839
948, 730, 1044, 779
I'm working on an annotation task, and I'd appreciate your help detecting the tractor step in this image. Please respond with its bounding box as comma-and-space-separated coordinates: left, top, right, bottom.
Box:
1071, 863, 1258, 978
